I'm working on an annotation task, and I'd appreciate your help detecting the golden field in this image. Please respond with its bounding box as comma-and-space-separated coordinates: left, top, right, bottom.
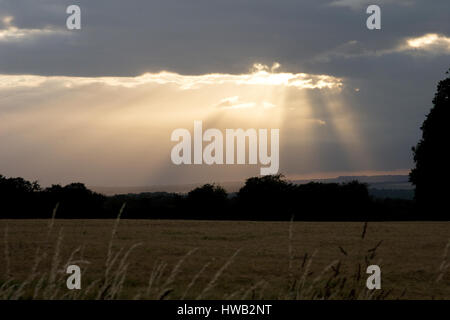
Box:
0, 219, 448, 299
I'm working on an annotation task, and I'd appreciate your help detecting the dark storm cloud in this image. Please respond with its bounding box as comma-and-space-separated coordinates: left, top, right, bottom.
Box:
0, 0, 447, 76
0, 0, 449, 184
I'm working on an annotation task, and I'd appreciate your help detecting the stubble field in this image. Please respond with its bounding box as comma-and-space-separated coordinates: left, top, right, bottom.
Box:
0, 219, 448, 299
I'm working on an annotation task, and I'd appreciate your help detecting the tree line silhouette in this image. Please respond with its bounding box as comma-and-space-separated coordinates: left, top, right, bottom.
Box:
410, 69, 450, 216
0, 173, 417, 221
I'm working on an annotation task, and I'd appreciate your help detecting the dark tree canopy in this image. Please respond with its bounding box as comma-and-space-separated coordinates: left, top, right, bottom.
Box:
237, 174, 296, 220
0, 175, 40, 194
238, 174, 293, 207
410, 69, 450, 211
186, 184, 228, 218
187, 183, 227, 205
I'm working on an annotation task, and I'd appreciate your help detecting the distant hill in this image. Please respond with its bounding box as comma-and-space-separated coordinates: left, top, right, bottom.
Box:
91, 175, 413, 199
292, 175, 413, 200
293, 175, 413, 190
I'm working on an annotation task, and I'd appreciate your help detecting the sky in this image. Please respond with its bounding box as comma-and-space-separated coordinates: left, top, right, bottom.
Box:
0, 0, 449, 187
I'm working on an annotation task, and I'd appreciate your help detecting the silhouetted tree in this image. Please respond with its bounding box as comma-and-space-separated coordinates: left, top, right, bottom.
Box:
43, 182, 106, 218
410, 69, 450, 213
187, 184, 228, 219
237, 174, 294, 220
0, 175, 41, 218
0, 175, 40, 194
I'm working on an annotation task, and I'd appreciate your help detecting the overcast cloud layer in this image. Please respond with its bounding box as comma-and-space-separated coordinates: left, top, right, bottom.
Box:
0, 0, 449, 186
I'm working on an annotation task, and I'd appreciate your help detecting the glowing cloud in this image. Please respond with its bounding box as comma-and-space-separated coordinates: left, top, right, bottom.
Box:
404, 33, 450, 53
314, 33, 450, 62
0, 63, 343, 90
215, 96, 277, 110
0, 16, 65, 42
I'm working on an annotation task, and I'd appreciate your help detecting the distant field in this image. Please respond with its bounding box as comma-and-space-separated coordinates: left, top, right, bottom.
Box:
0, 220, 448, 299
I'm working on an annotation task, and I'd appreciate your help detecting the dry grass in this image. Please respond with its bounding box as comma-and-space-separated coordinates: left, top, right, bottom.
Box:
0, 214, 448, 300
